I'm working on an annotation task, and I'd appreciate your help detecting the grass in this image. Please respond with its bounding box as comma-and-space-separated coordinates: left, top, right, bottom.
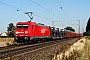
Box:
76, 36, 90, 60
0, 38, 14, 42
0, 38, 14, 47
49, 36, 90, 60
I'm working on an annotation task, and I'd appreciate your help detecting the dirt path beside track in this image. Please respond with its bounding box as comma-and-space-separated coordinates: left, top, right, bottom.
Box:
0, 38, 14, 47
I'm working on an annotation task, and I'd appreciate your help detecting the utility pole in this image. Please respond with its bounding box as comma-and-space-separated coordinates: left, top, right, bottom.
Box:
52, 21, 55, 27
25, 12, 33, 22
71, 20, 80, 34
83, 27, 84, 33
52, 21, 62, 27
77, 20, 80, 34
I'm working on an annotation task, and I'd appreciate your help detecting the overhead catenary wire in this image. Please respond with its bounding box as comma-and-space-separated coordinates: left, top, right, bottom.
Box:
1, 0, 70, 29
0, 1, 53, 23
10, 0, 57, 22
0, 1, 25, 12
56, 0, 79, 31
40, 0, 67, 20
10, 0, 34, 13
40, 0, 62, 18
10, 0, 62, 23
57, 0, 70, 20
10, 0, 67, 25
39, 0, 71, 27
39, 0, 66, 25
0, 1, 45, 24
30, 0, 63, 20
30, 0, 67, 27
56, 0, 75, 28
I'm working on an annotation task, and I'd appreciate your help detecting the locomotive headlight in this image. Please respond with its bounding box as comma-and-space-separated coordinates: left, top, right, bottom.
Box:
16, 32, 19, 34
16, 35, 18, 36
25, 31, 28, 33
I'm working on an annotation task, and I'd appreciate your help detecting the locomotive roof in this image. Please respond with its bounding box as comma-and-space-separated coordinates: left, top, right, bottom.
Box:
17, 21, 33, 24
17, 21, 49, 27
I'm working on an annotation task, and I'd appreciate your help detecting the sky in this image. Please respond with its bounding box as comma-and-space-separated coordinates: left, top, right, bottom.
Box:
0, 0, 90, 33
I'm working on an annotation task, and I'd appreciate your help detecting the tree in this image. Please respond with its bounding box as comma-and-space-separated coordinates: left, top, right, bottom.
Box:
8, 30, 14, 37
83, 31, 90, 36
7, 23, 15, 37
86, 17, 90, 32
64, 26, 75, 32
84, 17, 90, 36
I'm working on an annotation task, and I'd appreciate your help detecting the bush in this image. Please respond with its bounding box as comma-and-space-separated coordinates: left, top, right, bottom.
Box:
7, 31, 14, 37
83, 31, 90, 36
0, 36, 8, 38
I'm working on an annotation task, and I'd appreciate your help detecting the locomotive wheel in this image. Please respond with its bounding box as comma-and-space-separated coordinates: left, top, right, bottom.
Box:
33, 39, 37, 43
26, 41, 29, 44
42, 39, 47, 42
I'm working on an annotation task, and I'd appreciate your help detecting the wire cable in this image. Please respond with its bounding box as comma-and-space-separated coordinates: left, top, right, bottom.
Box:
0, 1, 47, 21
30, 0, 63, 20
0, 1, 25, 12
40, 0, 65, 20
56, 0, 78, 31
10, 0, 62, 24
11, 0, 51, 21
57, 0, 70, 20
0, 0, 67, 28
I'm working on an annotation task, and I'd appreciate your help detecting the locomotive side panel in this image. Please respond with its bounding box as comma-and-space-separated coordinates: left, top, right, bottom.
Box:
33, 25, 50, 39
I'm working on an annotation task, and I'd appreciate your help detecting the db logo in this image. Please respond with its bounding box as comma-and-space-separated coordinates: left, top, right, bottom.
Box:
41, 29, 45, 33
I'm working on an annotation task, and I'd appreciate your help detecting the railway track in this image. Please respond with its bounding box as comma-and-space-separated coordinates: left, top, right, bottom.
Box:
0, 37, 80, 59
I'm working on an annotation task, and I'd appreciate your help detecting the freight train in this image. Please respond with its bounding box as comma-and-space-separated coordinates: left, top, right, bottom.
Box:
14, 21, 82, 43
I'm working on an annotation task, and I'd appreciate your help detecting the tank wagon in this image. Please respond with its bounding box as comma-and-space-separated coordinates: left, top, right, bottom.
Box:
14, 21, 82, 43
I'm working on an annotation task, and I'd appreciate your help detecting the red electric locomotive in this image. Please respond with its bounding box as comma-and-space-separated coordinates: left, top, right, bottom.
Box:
14, 21, 50, 43
14, 21, 83, 43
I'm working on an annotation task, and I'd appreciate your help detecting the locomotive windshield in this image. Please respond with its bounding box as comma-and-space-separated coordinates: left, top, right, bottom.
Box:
17, 24, 28, 29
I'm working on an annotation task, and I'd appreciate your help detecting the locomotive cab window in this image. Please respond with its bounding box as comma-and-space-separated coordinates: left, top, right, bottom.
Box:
17, 25, 22, 28
17, 24, 28, 29
23, 25, 28, 28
